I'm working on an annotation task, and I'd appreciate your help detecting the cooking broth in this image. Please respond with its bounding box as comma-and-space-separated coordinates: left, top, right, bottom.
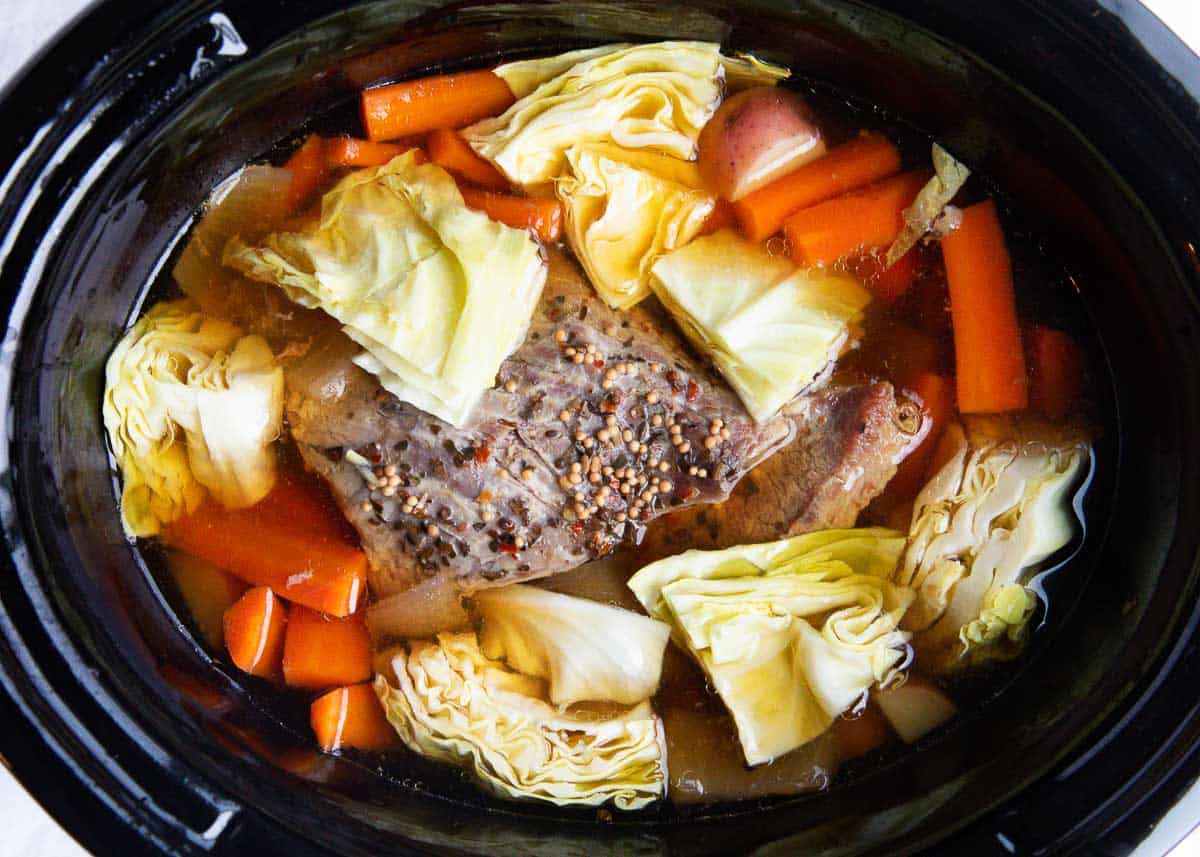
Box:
108, 40, 1099, 816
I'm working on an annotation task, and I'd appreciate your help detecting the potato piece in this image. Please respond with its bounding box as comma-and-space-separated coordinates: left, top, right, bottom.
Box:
366, 576, 471, 643
698, 87, 825, 201
532, 554, 642, 611
167, 550, 248, 650
874, 677, 958, 743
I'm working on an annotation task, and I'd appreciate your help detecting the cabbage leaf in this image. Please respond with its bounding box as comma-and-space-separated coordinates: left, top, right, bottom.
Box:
557, 142, 715, 309
650, 230, 872, 421
102, 299, 283, 538
628, 529, 912, 766
473, 583, 671, 707
493, 43, 789, 100
224, 152, 546, 427
376, 632, 667, 809
896, 418, 1089, 667
885, 143, 970, 268
466, 41, 789, 186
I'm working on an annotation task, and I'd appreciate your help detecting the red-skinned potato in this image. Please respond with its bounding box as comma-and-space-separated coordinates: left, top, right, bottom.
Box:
698, 87, 826, 201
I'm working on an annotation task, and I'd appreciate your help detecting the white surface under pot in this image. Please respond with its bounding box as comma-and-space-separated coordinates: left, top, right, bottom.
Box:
0, 1, 1197, 856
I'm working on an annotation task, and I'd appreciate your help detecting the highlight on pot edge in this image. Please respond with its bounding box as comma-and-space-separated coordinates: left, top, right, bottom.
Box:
102, 41, 1096, 812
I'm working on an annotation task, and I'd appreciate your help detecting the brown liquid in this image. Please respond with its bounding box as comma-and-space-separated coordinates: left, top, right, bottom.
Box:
142, 80, 1099, 809
543, 553, 892, 802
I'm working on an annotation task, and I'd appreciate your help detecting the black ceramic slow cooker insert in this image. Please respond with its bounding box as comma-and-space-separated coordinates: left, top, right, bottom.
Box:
1, 1, 1199, 854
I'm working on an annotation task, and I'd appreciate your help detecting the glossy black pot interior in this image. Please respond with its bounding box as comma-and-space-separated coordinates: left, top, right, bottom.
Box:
2, 1, 1200, 854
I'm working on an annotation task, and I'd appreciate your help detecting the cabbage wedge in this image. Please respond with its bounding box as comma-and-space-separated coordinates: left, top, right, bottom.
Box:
557, 143, 715, 309
465, 41, 789, 186
628, 529, 912, 766
896, 418, 1089, 668
376, 632, 667, 809
103, 299, 284, 538
650, 230, 872, 422
885, 144, 970, 268
493, 42, 789, 100
474, 583, 671, 707
224, 152, 546, 427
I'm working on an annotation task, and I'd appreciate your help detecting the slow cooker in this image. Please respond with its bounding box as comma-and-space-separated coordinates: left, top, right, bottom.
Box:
1, 1, 1199, 854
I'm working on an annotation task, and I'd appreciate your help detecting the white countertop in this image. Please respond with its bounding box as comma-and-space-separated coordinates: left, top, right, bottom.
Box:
1, 1, 1198, 855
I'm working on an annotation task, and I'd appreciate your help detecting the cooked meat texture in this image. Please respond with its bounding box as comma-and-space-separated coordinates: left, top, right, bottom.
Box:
636, 382, 919, 564
286, 249, 795, 598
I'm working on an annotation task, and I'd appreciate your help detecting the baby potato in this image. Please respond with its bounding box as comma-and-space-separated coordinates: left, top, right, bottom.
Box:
698, 87, 825, 201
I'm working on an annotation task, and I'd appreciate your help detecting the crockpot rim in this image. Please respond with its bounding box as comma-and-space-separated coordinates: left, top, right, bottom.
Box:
1, 1, 1199, 855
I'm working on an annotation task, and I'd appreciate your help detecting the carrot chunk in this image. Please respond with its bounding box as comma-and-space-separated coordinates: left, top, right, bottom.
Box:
427, 128, 509, 190
874, 249, 919, 303
782, 169, 930, 268
848, 247, 920, 304
733, 132, 902, 242
458, 184, 563, 243
325, 136, 419, 168
942, 200, 1029, 413
285, 134, 331, 209
888, 372, 957, 503
224, 587, 288, 678
167, 551, 248, 650
698, 199, 738, 236
311, 684, 398, 752
260, 467, 360, 541
164, 481, 367, 618
283, 607, 372, 691
361, 70, 515, 142
1027, 324, 1084, 421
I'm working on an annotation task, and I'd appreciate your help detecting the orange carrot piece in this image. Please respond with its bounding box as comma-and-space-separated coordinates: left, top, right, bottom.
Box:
458, 184, 563, 242
286, 135, 331, 209
311, 683, 398, 752
698, 199, 738, 236
427, 128, 509, 190
873, 249, 920, 303
261, 467, 361, 542
887, 372, 956, 504
164, 484, 367, 618
1027, 324, 1084, 421
782, 169, 930, 268
325, 136, 417, 168
848, 247, 920, 304
167, 551, 248, 650
283, 607, 372, 691
224, 587, 288, 678
733, 132, 902, 242
361, 70, 515, 142
941, 200, 1029, 413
